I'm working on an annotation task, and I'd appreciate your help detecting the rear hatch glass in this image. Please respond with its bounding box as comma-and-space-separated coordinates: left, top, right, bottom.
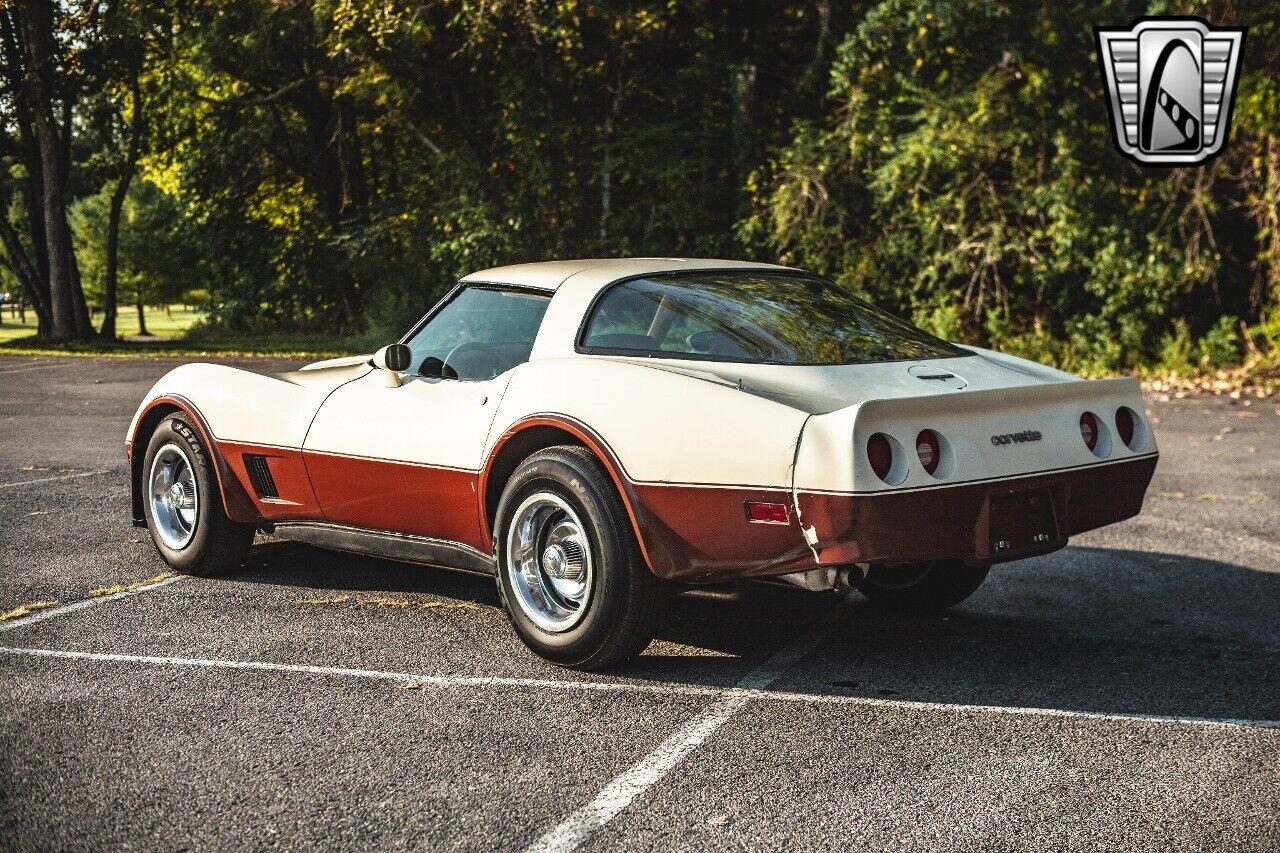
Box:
580, 271, 967, 366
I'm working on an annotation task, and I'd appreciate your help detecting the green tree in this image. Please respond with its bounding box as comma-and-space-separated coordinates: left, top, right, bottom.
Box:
744, 0, 1280, 371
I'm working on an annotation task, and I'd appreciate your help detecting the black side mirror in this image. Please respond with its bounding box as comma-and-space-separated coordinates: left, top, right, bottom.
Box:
372, 343, 413, 387
384, 343, 411, 372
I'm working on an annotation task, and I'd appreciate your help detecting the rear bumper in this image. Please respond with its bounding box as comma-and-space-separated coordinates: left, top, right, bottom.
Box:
798, 453, 1158, 566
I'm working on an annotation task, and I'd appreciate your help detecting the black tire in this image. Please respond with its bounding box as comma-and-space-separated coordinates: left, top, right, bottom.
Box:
494, 446, 666, 670
141, 415, 254, 576
853, 560, 990, 612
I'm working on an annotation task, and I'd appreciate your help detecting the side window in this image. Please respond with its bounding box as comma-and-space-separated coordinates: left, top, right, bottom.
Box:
581, 278, 753, 358
405, 286, 551, 380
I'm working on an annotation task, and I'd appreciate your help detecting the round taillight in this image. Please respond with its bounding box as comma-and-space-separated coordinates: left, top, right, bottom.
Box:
1080, 412, 1099, 451
1116, 407, 1136, 449
916, 429, 941, 475
867, 433, 893, 481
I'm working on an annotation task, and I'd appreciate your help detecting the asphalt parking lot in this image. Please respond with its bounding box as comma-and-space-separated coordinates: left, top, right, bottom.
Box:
2, 354, 1278, 851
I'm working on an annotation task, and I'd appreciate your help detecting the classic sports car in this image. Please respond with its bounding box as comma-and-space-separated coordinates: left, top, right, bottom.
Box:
128, 259, 1158, 668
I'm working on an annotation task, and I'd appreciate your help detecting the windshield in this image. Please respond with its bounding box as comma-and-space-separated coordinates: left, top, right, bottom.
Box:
405, 286, 551, 379
580, 272, 966, 365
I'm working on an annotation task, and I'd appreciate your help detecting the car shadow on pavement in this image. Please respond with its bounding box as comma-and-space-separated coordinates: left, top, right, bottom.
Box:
676, 544, 1280, 725
233, 540, 1280, 722
239, 539, 505, 606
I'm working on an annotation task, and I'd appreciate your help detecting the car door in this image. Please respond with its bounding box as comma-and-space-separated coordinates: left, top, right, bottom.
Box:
302, 285, 552, 553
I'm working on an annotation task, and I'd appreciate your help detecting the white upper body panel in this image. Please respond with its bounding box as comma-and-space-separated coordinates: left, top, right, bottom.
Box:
130, 259, 1157, 496
128, 360, 369, 449
485, 356, 809, 488
304, 367, 511, 471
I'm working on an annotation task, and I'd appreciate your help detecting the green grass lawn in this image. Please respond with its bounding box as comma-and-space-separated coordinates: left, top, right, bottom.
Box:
0, 302, 374, 358
0, 304, 204, 345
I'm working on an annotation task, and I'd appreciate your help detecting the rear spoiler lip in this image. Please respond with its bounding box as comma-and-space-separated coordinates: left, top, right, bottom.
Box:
853, 376, 1142, 420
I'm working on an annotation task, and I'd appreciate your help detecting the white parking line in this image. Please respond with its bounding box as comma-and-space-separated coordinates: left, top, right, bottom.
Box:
0, 469, 110, 490
525, 605, 850, 853
0, 575, 182, 634
0, 360, 58, 376
0, 468, 108, 489
2, 642, 1277, 736
0, 645, 734, 698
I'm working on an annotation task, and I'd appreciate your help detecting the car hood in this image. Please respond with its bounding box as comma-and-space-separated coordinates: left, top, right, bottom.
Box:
605, 345, 1076, 414
274, 354, 372, 389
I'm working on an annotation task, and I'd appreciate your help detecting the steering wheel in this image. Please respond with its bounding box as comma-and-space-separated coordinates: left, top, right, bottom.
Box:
686, 328, 750, 358
442, 342, 499, 381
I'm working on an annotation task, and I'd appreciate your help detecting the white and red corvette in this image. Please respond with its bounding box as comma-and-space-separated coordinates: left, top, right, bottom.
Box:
128, 259, 1158, 668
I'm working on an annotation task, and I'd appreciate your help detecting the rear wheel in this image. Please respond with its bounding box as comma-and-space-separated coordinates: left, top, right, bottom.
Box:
494, 446, 665, 670
853, 560, 989, 611
142, 415, 254, 576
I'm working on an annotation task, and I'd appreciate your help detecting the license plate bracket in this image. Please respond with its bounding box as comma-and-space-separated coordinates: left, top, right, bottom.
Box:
989, 488, 1060, 558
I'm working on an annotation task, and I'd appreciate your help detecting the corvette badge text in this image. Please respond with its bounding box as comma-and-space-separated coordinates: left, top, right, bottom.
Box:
1096, 17, 1245, 166
991, 430, 1042, 447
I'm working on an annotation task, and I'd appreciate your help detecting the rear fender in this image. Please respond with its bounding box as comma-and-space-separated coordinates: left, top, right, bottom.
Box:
486, 359, 815, 580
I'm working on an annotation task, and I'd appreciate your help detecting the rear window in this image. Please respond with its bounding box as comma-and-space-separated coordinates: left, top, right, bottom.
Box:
579, 272, 965, 365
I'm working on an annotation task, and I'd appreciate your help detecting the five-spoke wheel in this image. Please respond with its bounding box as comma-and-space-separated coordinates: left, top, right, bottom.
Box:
495, 446, 666, 669
148, 443, 199, 549
507, 492, 594, 632
141, 415, 254, 576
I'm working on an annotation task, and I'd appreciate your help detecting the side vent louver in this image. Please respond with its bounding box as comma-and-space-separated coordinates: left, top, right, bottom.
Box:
244, 455, 279, 499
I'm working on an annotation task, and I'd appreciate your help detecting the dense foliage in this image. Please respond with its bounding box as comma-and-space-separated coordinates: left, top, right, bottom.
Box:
1, 0, 1278, 374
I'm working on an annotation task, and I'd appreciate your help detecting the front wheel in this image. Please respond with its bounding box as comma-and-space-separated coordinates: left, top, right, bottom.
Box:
141, 415, 254, 576
853, 560, 990, 612
494, 446, 666, 670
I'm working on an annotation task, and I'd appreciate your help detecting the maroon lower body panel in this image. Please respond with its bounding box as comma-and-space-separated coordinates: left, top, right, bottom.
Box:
192, 424, 1155, 585
218, 441, 325, 522
799, 454, 1158, 567
301, 451, 487, 553
631, 484, 815, 581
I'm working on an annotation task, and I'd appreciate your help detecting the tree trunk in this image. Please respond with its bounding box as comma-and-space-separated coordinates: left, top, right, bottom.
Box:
799, 0, 832, 116
136, 288, 148, 337
18, 0, 88, 341
0, 6, 52, 337
0, 195, 51, 332
1261, 135, 1280, 310
101, 180, 127, 339
65, 216, 92, 336
102, 73, 144, 340
0, 221, 50, 332
294, 80, 365, 330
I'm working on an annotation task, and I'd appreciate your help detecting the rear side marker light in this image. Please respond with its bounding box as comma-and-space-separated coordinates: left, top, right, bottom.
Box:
1080, 412, 1099, 451
745, 501, 789, 524
916, 430, 941, 475
1116, 407, 1136, 449
867, 433, 893, 481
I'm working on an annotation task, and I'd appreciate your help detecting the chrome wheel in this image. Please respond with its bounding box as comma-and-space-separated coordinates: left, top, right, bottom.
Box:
506, 492, 593, 632
149, 442, 198, 550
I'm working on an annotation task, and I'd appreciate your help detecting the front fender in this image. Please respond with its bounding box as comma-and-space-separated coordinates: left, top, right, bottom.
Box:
126, 363, 353, 525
